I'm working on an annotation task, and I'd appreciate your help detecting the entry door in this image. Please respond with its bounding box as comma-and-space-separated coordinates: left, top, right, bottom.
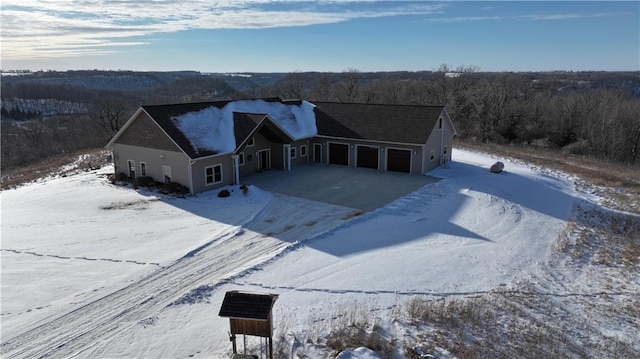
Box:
313, 143, 322, 163
258, 149, 271, 171
127, 160, 136, 178
162, 165, 172, 183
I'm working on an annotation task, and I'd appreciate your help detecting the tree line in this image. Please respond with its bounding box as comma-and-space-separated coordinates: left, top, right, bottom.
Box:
258, 67, 640, 164
1, 68, 639, 172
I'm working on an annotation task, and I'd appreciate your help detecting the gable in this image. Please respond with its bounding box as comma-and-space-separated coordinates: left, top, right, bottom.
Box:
112, 112, 182, 152
314, 102, 444, 145
142, 99, 316, 158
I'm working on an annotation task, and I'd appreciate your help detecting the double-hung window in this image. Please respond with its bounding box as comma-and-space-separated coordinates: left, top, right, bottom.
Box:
205, 164, 223, 185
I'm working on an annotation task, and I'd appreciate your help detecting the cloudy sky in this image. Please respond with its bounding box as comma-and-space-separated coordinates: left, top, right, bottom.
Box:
2, 1, 638, 72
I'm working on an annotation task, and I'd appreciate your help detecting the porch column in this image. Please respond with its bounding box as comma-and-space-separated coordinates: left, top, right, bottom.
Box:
231, 154, 240, 185
284, 144, 291, 171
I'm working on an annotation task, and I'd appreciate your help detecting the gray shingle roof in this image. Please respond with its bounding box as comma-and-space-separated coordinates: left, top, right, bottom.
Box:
314, 102, 444, 145
142, 101, 231, 158
140, 98, 290, 159
133, 99, 445, 159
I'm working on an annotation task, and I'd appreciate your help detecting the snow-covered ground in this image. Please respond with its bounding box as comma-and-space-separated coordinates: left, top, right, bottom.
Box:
1, 149, 637, 358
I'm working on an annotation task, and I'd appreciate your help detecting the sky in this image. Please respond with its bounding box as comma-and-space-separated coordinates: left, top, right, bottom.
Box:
1, 1, 639, 73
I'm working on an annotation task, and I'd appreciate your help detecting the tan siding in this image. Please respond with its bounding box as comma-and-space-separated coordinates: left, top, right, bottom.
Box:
238, 132, 276, 177
291, 139, 310, 167
115, 113, 182, 152
191, 155, 234, 193
112, 143, 190, 187
422, 110, 454, 173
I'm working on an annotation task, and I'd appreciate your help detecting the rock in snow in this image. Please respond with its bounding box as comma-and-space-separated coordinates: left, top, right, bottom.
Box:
490, 161, 505, 173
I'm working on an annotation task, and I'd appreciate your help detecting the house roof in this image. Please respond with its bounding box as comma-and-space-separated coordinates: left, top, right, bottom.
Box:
110, 98, 451, 159
218, 291, 279, 321
233, 112, 264, 149
142, 101, 230, 158
314, 102, 446, 144
137, 98, 315, 159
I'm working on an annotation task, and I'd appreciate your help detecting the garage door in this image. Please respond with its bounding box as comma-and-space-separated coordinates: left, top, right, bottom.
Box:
328, 143, 349, 166
356, 146, 379, 169
386, 148, 411, 173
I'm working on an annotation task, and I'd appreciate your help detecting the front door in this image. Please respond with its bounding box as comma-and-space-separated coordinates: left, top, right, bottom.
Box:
258, 149, 271, 171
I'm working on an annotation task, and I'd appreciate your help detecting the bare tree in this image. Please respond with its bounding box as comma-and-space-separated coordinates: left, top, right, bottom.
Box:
90, 97, 129, 135
310, 73, 335, 102
337, 68, 361, 103
278, 71, 310, 99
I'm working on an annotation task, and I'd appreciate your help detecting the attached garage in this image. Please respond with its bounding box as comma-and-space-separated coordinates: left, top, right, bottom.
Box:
356, 145, 379, 170
328, 143, 349, 166
386, 148, 411, 173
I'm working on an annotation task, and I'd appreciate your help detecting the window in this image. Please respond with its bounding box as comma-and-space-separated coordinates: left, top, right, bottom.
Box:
430, 150, 435, 161
444, 146, 447, 155
140, 162, 147, 176
439, 118, 442, 129
205, 164, 223, 185
290, 146, 297, 159
238, 152, 245, 166
246, 137, 255, 147
300, 145, 307, 157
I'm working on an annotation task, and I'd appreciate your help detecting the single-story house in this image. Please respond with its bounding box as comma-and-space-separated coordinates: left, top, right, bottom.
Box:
106, 97, 456, 194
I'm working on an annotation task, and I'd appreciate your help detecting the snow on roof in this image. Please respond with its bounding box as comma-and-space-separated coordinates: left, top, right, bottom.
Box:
172, 99, 317, 154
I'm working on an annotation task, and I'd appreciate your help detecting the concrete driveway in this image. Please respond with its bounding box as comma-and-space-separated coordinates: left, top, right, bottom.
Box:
244, 164, 439, 211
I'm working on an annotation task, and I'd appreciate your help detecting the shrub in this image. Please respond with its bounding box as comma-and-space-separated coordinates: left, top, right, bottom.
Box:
218, 189, 231, 198
135, 176, 156, 187
159, 181, 189, 196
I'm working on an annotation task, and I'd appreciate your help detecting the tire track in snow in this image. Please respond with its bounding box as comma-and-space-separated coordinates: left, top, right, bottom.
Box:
0, 249, 162, 267
0, 195, 353, 359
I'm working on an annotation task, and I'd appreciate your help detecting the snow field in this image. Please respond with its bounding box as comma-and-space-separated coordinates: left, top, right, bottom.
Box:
3, 148, 634, 358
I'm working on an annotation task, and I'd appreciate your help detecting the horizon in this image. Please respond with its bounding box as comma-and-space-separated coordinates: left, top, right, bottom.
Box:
2, 1, 639, 73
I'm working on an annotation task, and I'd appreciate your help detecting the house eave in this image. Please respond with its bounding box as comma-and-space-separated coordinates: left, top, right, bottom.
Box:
313, 134, 424, 148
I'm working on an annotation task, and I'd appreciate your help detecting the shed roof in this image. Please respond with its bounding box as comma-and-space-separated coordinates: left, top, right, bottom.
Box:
314, 102, 445, 145
218, 291, 279, 321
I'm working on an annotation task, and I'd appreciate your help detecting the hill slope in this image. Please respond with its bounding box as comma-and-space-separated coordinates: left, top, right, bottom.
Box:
1, 149, 638, 358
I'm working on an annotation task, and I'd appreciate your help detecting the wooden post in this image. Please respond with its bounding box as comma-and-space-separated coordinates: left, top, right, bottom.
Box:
230, 334, 237, 354
268, 336, 273, 359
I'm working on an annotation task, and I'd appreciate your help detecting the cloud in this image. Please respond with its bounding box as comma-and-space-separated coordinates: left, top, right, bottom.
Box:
1, 0, 445, 59
426, 11, 634, 23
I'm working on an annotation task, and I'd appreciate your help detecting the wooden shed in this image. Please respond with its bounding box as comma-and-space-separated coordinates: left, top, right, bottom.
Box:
218, 291, 279, 359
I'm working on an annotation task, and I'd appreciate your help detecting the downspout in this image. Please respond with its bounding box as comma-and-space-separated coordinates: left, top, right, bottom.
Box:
231, 154, 240, 185
188, 158, 195, 195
